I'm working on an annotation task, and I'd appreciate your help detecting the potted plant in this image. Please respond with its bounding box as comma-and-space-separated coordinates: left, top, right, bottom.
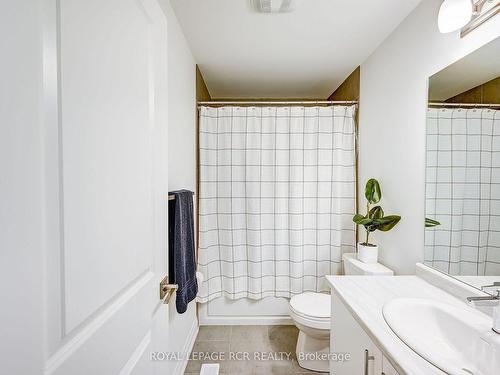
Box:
353, 179, 401, 263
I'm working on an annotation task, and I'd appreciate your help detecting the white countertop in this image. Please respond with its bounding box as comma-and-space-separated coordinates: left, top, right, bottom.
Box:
325, 275, 478, 375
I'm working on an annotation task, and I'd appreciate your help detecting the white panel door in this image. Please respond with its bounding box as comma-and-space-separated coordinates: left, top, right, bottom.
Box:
42, 0, 170, 374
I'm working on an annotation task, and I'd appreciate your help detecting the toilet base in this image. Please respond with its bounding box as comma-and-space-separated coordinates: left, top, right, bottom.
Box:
295, 330, 330, 373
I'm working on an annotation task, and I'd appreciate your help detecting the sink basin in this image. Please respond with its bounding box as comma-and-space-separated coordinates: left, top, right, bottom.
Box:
383, 298, 500, 375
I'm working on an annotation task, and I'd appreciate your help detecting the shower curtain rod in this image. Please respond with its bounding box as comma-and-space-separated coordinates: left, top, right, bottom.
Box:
197, 100, 358, 106
428, 102, 500, 108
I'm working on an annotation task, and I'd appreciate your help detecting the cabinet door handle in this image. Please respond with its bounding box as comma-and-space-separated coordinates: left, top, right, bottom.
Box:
364, 349, 375, 375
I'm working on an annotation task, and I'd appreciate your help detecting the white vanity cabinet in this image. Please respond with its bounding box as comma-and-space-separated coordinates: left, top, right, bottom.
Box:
382, 357, 400, 375
330, 293, 400, 375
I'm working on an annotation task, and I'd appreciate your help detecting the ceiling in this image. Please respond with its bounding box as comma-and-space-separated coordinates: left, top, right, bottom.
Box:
170, 0, 422, 99
429, 37, 500, 101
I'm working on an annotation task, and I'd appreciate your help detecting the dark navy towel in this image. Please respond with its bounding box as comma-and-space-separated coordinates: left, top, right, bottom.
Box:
168, 190, 197, 314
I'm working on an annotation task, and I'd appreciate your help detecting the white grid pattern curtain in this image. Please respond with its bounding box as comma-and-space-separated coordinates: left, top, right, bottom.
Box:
425, 108, 500, 276
197, 105, 356, 302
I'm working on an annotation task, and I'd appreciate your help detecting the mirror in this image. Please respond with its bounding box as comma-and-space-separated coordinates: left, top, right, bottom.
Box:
425, 37, 500, 294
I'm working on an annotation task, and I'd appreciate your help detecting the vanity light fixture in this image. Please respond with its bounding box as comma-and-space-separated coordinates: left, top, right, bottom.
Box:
438, 0, 473, 33
461, 0, 500, 36
438, 0, 500, 36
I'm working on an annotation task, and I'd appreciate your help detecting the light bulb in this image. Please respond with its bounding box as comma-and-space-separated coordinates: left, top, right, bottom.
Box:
438, 0, 472, 33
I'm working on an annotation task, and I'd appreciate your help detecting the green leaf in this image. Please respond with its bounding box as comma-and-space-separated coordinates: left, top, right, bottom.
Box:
425, 217, 441, 228
377, 215, 401, 232
369, 206, 384, 219
365, 178, 381, 204
359, 218, 374, 226
352, 214, 372, 225
352, 214, 365, 223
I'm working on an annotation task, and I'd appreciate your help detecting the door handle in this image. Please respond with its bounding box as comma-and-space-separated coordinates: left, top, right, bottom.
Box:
364, 349, 375, 375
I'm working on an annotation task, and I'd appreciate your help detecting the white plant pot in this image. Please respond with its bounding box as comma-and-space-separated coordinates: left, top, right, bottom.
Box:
357, 242, 379, 264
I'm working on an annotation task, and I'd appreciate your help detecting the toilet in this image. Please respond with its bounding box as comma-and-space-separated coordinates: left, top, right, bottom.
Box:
289, 253, 394, 372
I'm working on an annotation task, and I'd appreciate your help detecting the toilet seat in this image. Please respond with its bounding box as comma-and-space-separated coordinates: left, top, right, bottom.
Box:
289, 292, 330, 330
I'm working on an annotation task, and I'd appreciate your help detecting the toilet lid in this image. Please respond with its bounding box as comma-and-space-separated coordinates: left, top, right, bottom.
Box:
290, 292, 330, 318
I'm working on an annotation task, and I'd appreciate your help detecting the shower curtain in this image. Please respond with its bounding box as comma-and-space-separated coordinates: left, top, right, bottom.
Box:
425, 107, 500, 276
197, 105, 356, 302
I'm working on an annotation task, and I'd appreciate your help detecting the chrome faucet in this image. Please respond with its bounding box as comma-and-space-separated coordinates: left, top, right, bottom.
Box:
467, 290, 500, 303
467, 285, 500, 334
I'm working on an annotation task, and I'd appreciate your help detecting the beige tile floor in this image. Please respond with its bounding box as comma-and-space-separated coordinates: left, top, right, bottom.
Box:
184, 325, 324, 375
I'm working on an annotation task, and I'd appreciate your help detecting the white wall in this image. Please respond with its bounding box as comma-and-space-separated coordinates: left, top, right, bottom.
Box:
162, 2, 196, 192
359, 0, 500, 274
158, 1, 198, 372
0, 1, 44, 374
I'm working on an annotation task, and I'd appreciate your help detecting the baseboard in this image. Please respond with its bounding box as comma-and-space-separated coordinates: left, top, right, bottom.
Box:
173, 317, 199, 375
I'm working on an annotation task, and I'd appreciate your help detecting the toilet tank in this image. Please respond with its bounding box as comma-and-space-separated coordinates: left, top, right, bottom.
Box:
342, 253, 394, 275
